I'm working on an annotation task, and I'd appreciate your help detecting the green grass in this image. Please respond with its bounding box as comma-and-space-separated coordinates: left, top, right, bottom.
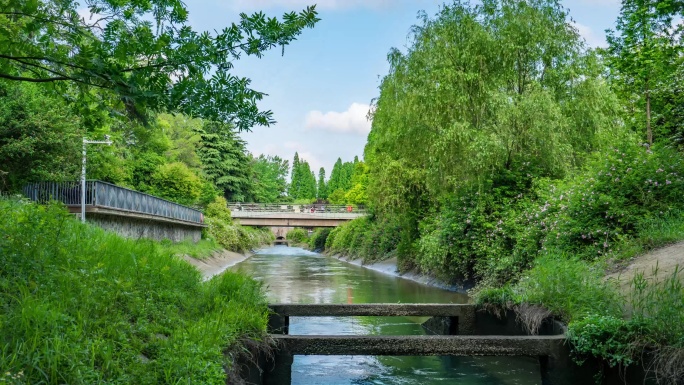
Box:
607, 210, 684, 263
475, 254, 623, 323
158, 238, 222, 260
475, 254, 684, 383
0, 199, 269, 384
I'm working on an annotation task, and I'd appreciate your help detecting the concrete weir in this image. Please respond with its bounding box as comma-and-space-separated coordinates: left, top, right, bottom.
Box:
248, 303, 592, 385
271, 334, 565, 356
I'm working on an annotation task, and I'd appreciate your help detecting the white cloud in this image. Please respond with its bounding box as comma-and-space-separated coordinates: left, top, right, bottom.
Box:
227, 0, 390, 11
304, 102, 371, 135
573, 21, 607, 48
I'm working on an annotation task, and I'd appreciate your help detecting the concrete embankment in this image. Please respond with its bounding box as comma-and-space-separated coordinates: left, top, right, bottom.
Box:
182, 246, 469, 292
182, 249, 253, 280
334, 255, 470, 293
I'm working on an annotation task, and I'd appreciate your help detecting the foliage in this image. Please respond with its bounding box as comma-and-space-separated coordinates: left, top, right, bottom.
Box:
0, 198, 268, 384
158, 239, 222, 260
250, 155, 289, 203
286, 228, 309, 244
366, 0, 619, 217
532, 142, 684, 261
197, 121, 252, 202
513, 256, 623, 322
0, 0, 319, 127
289, 152, 317, 200
344, 162, 369, 205
0, 80, 82, 192
327, 188, 347, 204
567, 315, 647, 368
158, 114, 203, 169
567, 268, 684, 379
606, 0, 683, 145
307, 228, 331, 251
628, 267, 684, 349
148, 162, 203, 206
316, 167, 327, 199
205, 196, 233, 223
204, 197, 273, 252
325, 217, 399, 262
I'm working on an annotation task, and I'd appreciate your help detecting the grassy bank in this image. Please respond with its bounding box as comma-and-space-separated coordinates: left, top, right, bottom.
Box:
0, 199, 269, 384
203, 197, 274, 254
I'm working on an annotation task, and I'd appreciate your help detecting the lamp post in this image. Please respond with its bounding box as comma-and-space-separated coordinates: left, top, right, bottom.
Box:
81, 136, 112, 223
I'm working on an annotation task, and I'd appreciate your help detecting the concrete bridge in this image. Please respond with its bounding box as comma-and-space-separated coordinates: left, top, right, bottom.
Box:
23, 181, 206, 242
228, 203, 365, 228
236, 303, 589, 385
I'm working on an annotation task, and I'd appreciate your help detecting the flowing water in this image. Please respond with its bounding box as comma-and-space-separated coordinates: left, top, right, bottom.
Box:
233, 246, 541, 385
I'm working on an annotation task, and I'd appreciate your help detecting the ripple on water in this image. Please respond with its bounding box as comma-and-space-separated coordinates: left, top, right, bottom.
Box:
236, 247, 541, 385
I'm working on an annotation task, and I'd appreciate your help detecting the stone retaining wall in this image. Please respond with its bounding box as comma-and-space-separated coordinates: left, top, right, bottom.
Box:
87, 213, 202, 242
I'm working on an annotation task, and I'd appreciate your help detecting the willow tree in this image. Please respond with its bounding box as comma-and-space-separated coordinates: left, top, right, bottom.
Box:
366, 0, 621, 218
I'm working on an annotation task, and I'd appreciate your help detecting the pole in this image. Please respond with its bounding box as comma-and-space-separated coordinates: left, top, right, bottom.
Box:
81, 139, 87, 223
81, 136, 112, 223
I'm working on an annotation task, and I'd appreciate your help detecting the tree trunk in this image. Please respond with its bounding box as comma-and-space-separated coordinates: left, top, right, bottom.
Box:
646, 79, 652, 146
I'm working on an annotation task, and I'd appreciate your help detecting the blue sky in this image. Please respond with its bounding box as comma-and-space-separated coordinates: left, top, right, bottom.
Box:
184, 0, 622, 177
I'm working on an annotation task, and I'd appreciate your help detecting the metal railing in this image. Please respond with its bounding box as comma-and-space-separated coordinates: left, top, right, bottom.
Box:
227, 203, 367, 214
23, 181, 203, 224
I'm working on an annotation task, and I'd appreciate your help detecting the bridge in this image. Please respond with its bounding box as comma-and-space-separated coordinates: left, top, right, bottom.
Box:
23, 181, 206, 242
228, 203, 366, 228
236, 303, 589, 385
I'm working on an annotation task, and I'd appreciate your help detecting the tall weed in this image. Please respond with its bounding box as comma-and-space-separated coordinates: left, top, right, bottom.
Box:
0, 199, 268, 384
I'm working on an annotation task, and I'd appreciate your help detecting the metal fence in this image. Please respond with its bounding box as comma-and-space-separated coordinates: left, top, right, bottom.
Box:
23, 181, 203, 224
227, 202, 367, 214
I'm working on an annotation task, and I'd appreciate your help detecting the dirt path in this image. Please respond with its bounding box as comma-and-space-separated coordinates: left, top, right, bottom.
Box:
181, 249, 252, 280
606, 241, 684, 290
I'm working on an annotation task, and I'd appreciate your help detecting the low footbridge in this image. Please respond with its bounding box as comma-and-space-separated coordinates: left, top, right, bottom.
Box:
228, 203, 365, 227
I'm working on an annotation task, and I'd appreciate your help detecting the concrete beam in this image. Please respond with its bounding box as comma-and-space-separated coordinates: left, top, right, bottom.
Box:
271, 334, 565, 356
269, 303, 473, 317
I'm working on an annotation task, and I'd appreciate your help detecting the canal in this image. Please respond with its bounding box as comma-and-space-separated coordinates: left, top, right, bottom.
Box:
233, 246, 541, 385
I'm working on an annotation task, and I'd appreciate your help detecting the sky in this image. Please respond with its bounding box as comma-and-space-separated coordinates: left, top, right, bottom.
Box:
184, 0, 622, 178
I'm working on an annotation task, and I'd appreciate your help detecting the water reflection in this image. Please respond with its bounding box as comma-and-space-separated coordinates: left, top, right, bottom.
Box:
233, 246, 540, 385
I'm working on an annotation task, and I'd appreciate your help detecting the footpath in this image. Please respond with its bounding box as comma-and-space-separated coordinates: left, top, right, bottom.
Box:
606, 241, 684, 291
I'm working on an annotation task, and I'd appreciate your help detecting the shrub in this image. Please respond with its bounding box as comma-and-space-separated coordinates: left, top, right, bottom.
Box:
567, 315, 648, 368
533, 143, 684, 260
204, 196, 273, 252
286, 228, 308, 244
148, 162, 203, 205
628, 267, 684, 348
566, 269, 684, 382
308, 228, 331, 251
513, 255, 622, 322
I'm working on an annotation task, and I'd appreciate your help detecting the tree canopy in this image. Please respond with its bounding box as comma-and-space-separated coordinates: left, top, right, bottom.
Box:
606, 0, 683, 145
0, 0, 319, 128
366, 0, 621, 216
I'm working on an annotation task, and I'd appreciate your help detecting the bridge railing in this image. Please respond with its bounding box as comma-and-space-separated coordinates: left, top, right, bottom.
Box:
23, 181, 203, 224
227, 202, 366, 214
